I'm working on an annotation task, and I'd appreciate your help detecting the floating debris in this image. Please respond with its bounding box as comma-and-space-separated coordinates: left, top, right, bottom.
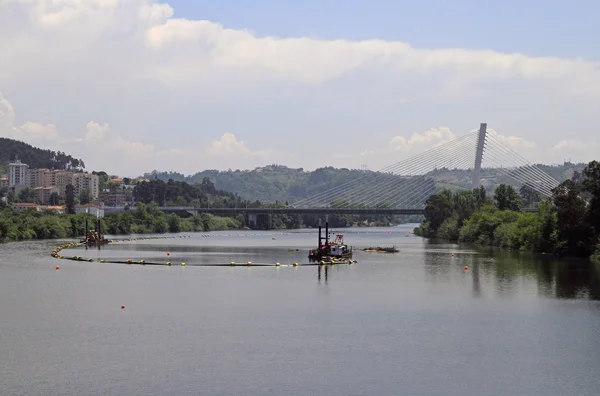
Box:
362, 246, 399, 253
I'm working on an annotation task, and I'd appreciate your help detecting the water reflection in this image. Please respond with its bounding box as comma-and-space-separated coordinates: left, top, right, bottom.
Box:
471, 261, 481, 299
317, 265, 328, 284
424, 239, 600, 300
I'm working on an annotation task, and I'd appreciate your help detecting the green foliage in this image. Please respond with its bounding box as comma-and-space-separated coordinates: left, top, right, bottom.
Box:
0, 138, 85, 170
0, 202, 243, 242
65, 184, 75, 214
591, 239, 600, 262
145, 165, 400, 205
494, 184, 521, 211
49, 192, 60, 206
144, 163, 588, 205
583, 161, 600, 240
437, 214, 459, 241
551, 179, 592, 256
417, 161, 600, 259
79, 189, 90, 205
17, 187, 36, 203
519, 184, 542, 208
420, 186, 487, 237
0, 209, 90, 241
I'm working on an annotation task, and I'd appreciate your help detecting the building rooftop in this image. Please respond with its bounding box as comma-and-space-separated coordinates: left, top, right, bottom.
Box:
8, 160, 28, 167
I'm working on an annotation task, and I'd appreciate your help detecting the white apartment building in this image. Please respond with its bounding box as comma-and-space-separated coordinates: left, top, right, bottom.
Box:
75, 204, 104, 218
8, 160, 29, 187
72, 172, 100, 200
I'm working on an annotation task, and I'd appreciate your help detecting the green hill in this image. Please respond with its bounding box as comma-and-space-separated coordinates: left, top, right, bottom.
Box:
0, 137, 85, 170
145, 165, 388, 204
144, 162, 585, 204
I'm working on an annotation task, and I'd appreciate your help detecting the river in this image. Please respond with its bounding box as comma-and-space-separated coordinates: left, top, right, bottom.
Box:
1, 224, 599, 395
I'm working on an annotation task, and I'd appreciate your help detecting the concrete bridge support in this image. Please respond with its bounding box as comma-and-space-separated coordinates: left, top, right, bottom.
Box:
248, 213, 257, 228
472, 123, 487, 188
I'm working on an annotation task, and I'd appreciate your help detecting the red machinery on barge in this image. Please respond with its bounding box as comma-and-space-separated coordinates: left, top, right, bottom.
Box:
308, 221, 353, 261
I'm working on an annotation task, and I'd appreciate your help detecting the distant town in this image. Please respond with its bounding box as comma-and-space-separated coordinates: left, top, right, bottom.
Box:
0, 158, 146, 218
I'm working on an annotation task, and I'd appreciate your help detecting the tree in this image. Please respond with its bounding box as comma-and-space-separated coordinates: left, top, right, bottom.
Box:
551, 180, 591, 256
423, 190, 454, 236
49, 192, 60, 206
167, 213, 181, 233
18, 187, 36, 203
93, 171, 109, 191
79, 189, 90, 205
65, 184, 76, 214
531, 199, 556, 253
519, 184, 542, 208
494, 184, 521, 211
583, 160, 600, 239
200, 177, 217, 195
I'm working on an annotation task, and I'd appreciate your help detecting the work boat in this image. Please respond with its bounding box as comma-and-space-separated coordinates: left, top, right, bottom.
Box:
81, 218, 110, 247
308, 222, 353, 261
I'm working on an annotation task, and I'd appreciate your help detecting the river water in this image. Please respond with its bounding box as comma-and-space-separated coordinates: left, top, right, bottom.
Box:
1, 224, 599, 396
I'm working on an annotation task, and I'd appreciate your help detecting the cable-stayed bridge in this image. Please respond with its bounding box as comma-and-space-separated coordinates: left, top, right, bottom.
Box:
290, 123, 559, 213
128, 123, 559, 217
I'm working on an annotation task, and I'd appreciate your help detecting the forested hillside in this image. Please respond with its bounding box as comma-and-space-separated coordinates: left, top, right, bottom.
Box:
145, 163, 585, 204
145, 165, 380, 204
0, 138, 85, 170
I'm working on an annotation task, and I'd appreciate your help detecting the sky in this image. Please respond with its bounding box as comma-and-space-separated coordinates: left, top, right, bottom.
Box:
1, 0, 599, 177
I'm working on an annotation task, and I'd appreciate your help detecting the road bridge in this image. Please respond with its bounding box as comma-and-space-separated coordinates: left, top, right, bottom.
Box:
103, 206, 539, 216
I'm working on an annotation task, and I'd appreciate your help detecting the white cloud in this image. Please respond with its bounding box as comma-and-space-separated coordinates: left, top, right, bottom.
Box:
84, 121, 110, 141
487, 129, 536, 149
387, 127, 457, 153
71, 124, 284, 175
331, 126, 552, 172
1, 0, 599, 175
0, 91, 59, 142
2, 0, 600, 91
547, 139, 600, 164
206, 133, 253, 157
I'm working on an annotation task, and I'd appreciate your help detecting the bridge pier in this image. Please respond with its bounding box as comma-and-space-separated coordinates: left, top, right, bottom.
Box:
248, 213, 257, 228
472, 123, 487, 188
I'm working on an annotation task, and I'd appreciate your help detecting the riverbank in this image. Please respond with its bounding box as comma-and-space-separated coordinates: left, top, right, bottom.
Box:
0, 203, 402, 243
0, 204, 242, 243
415, 167, 600, 260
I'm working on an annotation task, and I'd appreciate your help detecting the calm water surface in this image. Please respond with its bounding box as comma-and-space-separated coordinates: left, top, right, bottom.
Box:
1, 225, 600, 396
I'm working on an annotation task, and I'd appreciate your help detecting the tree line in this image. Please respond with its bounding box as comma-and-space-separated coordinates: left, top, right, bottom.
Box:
414, 160, 600, 260
0, 203, 241, 242
0, 138, 85, 170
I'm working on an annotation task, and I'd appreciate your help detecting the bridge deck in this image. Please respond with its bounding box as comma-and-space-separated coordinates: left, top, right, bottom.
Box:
103, 206, 538, 215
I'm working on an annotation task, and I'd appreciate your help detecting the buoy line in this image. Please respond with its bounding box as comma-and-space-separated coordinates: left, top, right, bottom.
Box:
80, 260, 356, 267
49, 237, 358, 267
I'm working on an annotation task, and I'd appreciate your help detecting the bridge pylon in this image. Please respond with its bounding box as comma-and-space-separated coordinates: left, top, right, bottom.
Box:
472, 122, 487, 188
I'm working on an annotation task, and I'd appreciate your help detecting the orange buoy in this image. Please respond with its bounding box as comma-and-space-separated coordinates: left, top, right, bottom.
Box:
464, 266, 468, 271
451, 253, 455, 257
55, 265, 60, 270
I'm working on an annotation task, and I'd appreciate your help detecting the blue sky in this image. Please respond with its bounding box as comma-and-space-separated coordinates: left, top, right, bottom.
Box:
0, 0, 599, 176
169, 0, 599, 59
